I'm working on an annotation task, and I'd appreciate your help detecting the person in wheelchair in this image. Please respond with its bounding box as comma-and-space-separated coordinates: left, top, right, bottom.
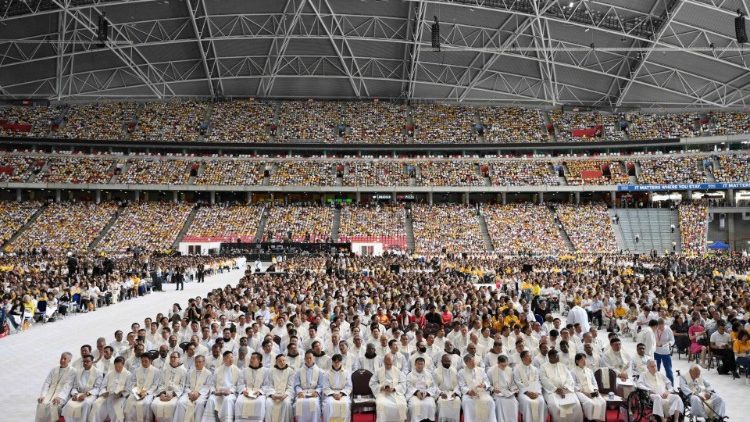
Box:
636, 359, 684, 422
678, 365, 727, 420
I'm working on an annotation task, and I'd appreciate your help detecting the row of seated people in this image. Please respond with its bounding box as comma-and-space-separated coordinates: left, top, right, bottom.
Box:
637, 156, 708, 185
3, 101, 749, 143
563, 160, 629, 186
337, 204, 407, 250
184, 204, 264, 242
678, 202, 709, 257
33, 252, 741, 422
263, 204, 334, 242
482, 204, 568, 255
412, 204, 486, 254
0, 201, 40, 245
555, 203, 619, 254
97, 202, 194, 252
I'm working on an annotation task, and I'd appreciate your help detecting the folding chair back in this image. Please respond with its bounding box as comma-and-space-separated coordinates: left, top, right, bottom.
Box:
350, 369, 376, 417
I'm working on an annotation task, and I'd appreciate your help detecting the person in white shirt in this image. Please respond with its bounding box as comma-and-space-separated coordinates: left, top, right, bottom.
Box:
629, 343, 650, 376
235, 352, 267, 422
540, 349, 582, 422
653, 318, 675, 384
679, 365, 726, 419
709, 322, 738, 376
601, 337, 634, 398
458, 354, 496, 422
513, 350, 546, 422
203, 351, 240, 422
293, 350, 324, 422
89, 356, 131, 422
566, 301, 590, 333
406, 357, 437, 422
570, 353, 606, 422
61, 354, 102, 422
369, 353, 408, 422
637, 319, 658, 358
124, 354, 161, 422
264, 354, 295, 422
151, 351, 187, 421
175, 355, 212, 422
637, 360, 683, 421
322, 354, 352, 422
487, 355, 519, 422
433, 353, 462, 422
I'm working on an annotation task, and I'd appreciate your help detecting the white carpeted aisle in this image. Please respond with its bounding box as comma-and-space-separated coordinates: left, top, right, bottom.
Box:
0, 259, 246, 421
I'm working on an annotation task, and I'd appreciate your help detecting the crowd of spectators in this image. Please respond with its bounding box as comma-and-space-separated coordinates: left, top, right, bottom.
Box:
343, 101, 407, 143
412, 204, 486, 254
37, 156, 115, 184
263, 204, 334, 242
411, 103, 476, 143
713, 154, 750, 183
0, 105, 62, 138
278, 101, 339, 142
637, 156, 706, 184
98, 202, 193, 252
11, 201, 118, 253
0, 154, 44, 182
678, 202, 709, 256
555, 203, 618, 253
564, 159, 629, 185
59, 102, 137, 141
344, 161, 414, 186
0, 201, 40, 245
418, 160, 485, 186
130, 101, 209, 142
700, 111, 750, 136
482, 203, 567, 255
195, 160, 266, 186
626, 112, 702, 141
120, 159, 192, 185
337, 204, 406, 249
550, 110, 626, 142
185, 204, 263, 242
269, 161, 337, 186
479, 106, 548, 143
488, 160, 559, 186
206, 100, 275, 143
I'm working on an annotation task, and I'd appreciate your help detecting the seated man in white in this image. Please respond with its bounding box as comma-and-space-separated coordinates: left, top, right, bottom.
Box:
458, 354, 496, 422
322, 353, 352, 422
124, 354, 161, 422
571, 353, 606, 422
150, 351, 187, 422
406, 356, 437, 422
487, 354, 519, 422
203, 350, 241, 422
90, 356, 131, 422
264, 354, 295, 422
637, 359, 683, 422
235, 352, 268, 422
175, 355, 213, 422
540, 349, 583, 422
513, 350, 547, 422
62, 354, 102, 422
369, 353, 408, 422
36, 352, 75, 422
602, 337, 634, 398
293, 350, 324, 422
679, 365, 726, 420
433, 353, 461, 422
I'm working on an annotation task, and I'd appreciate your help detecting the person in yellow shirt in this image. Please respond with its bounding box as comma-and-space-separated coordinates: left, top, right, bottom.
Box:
734, 330, 750, 373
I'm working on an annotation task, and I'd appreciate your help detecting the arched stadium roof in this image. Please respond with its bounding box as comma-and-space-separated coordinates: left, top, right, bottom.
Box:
0, 0, 749, 109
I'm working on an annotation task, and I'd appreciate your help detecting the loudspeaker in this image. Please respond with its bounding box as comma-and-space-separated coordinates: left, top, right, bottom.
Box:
390, 264, 400, 274
736, 15, 748, 43
98, 15, 109, 43
431, 18, 440, 51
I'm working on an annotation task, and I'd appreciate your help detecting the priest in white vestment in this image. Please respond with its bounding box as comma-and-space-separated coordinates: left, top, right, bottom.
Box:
90, 356, 131, 422
369, 353, 408, 422
235, 352, 268, 422
513, 351, 547, 422
601, 337, 634, 398
540, 350, 583, 422
124, 354, 161, 422
322, 353, 352, 422
202, 351, 241, 422
264, 354, 295, 422
638, 360, 684, 421
406, 357, 437, 422
293, 350, 324, 422
151, 352, 187, 422
433, 354, 461, 422
629, 343, 650, 376
360, 343, 383, 373
679, 365, 726, 419
487, 354, 519, 422
571, 353, 606, 422
61, 354, 102, 422
175, 355, 213, 422
36, 352, 75, 422
458, 354, 496, 422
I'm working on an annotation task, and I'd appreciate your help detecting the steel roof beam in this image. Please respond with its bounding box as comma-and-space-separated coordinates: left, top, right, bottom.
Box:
257, 0, 306, 97
185, 0, 223, 97
407, 0, 427, 99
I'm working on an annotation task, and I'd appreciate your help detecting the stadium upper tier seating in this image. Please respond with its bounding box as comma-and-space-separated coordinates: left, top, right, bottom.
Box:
1, 100, 748, 143
0, 151, 745, 186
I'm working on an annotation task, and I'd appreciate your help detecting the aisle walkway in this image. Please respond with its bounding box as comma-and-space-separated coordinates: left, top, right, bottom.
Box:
0, 260, 246, 421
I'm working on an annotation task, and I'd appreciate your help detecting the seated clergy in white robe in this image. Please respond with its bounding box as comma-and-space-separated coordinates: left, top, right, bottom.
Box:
62, 354, 102, 422
458, 354, 497, 422
540, 350, 583, 422
571, 353, 606, 422
150, 352, 187, 422
322, 354, 352, 422
235, 352, 268, 422
432, 354, 461, 422
293, 351, 324, 422
638, 359, 684, 421
601, 337, 634, 398
175, 356, 213, 422
202, 351, 241, 422
369, 353, 408, 422
124, 354, 161, 422
264, 354, 295, 422
513, 351, 547, 422
679, 365, 726, 419
36, 352, 75, 422
487, 355, 519, 422
406, 357, 437, 422
90, 356, 131, 422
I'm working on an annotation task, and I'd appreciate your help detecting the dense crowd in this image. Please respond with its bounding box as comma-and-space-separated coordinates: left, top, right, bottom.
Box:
120, 159, 192, 185
412, 103, 476, 143
412, 204, 486, 254
0, 154, 43, 182
130, 101, 209, 142
678, 202, 709, 257
418, 161, 485, 186
207, 100, 275, 143
195, 160, 266, 186
278, 101, 339, 142
488, 161, 559, 186
185, 204, 264, 242
483, 204, 567, 255
38, 156, 115, 184
343, 101, 407, 143
263, 204, 334, 242
479, 107, 547, 143
637, 156, 706, 185
564, 159, 629, 186
337, 204, 406, 249
59, 103, 137, 141
713, 154, 750, 183
555, 203, 618, 254
344, 161, 414, 186
269, 161, 336, 186
29, 252, 750, 422
0, 201, 40, 245
98, 202, 193, 253
550, 111, 626, 142
0, 105, 62, 138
